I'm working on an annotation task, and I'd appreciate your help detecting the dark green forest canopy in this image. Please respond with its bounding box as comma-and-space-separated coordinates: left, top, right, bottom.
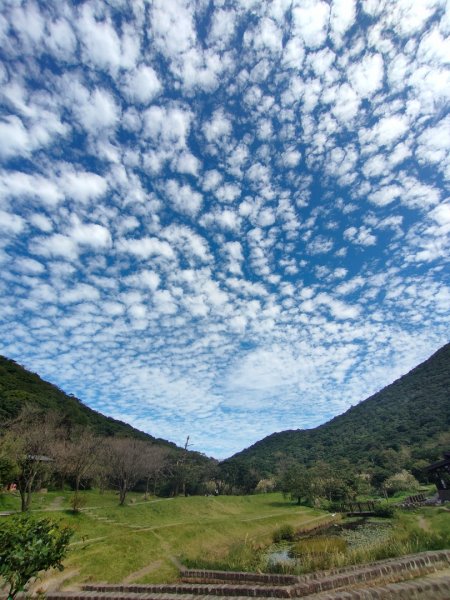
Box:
0, 355, 210, 467
223, 343, 450, 478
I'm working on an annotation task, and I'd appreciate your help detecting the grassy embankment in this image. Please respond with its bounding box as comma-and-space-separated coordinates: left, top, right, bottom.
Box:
1, 490, 449, 586
0, 490, 329, 586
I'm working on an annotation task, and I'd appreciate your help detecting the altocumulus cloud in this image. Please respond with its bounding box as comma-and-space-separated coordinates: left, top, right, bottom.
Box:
0, 0, 449, 458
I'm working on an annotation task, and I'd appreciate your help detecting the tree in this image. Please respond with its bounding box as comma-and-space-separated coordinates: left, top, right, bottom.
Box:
382, 469, 420, 497
0, 515, 72, 599
278, 464, 313, 505
0, 406, 61, 511
106, 438, 148, 505
53, 428, 102, 511
141, 444, 169, 498
0, 451, 18, 490
171, 436, 193, 497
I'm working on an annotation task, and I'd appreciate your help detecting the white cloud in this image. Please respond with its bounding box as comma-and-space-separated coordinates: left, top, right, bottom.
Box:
121, 64, 162, 104
120, 237, 175, 260
292, 0, 330, 49
31, 234, 79, 261
144, 105, 192, 148
365, 114, 409, 148
249, 18, 283, 53
348, 53, 384, 98
344, 226, 377, 246
77, 5, 123, 74
164, 180, 203, 216
71, 222, 112, 249
390, 0, 443, 37
60, 170, 108, 204
0, 210, 24, 234
369, 185, 402, 206
175, 152, 201, 176
0, 171, 63, 206
203, 109, 232, 142
208, 9, 237, 47
74, 87, 120, 133
14, 257, 45, 274
61, 283, 100, 304
0, 116, 30, 159
29, 214, 53, 232
330, 0, 356, 46
46, 18, 77, 61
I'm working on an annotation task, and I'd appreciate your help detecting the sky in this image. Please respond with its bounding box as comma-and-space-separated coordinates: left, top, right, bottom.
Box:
0, 0, 449, 459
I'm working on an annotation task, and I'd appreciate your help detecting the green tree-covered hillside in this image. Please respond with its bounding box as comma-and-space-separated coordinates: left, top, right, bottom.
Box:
223, 343, 450, 479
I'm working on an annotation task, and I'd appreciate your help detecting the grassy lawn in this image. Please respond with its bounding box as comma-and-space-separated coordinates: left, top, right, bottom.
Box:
2, 489, 448, 588
0, 491, 329, 586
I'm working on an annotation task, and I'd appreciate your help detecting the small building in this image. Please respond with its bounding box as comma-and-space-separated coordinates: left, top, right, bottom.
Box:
426, 451, 450, 502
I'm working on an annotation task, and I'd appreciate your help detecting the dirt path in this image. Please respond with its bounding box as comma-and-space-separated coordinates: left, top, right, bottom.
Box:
48, 496, 65, 510
121, 560, 165, 583
417, 514, 431, 531
28, 568, 79, 594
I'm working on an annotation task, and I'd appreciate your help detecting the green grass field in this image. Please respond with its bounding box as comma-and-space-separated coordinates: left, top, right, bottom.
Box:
1, 489, 449, 589
0, 490, 329, 586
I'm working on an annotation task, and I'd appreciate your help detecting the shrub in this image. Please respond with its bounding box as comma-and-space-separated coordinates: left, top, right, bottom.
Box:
273, 524, 295, 542
70, 492, 87, 513
0, 515, 72, 599
382, 470, 420, 496
373, 503, 396, 518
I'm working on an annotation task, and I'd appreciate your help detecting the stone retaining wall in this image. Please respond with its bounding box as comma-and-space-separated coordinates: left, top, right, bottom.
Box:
180, 571, 299, 585
308, 574, 450, 599
35, 550, 450, 600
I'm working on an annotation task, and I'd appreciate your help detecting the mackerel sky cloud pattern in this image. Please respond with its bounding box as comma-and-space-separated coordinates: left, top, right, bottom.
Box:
0, 0, 449, 458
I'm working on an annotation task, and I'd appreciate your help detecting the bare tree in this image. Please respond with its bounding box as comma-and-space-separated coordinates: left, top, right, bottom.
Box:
106, 438, 148, 505
172, 436, 193, 497
1, 406, 62, 511
53, 427, 102, 510
142, 445, 169, 498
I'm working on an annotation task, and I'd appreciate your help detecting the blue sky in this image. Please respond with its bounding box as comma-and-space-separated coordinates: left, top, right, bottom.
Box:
0, 0, 449, 459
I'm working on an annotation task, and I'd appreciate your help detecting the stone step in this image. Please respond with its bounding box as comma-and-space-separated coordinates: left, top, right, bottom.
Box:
177, 550, 450, 595
42, 574, 450, 600
294, 549, 450, 583
45, 592, 260, 600
302, 573, 450, 599
81, 583, 293, 598
181, 550, 450, 586
43, 550, 450, 600
290, 550, 450, 596
180, 572, 299, 586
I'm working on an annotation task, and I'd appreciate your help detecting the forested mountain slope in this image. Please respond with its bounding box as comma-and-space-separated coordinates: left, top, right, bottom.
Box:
0, 355, 177, 449
224, 343, 450, 478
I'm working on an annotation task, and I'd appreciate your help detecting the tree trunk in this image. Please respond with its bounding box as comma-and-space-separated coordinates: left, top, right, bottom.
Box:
119, 481, 127, 505
20, 489, 27, 512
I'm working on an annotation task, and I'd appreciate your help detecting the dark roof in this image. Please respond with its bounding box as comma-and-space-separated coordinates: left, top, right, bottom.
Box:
425, 451, 450, 472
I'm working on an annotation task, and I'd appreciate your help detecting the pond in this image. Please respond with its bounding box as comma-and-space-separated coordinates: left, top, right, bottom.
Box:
266, 518, 392, 569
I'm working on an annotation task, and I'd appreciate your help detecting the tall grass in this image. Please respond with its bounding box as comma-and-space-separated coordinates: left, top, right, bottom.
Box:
185, 507, 450, 576
266, 508, 450, 574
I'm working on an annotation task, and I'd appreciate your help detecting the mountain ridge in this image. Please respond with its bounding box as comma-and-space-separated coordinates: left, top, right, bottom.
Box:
1, 343, 449, 473
223, 342, 450, 477
0, 355, 180, 452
